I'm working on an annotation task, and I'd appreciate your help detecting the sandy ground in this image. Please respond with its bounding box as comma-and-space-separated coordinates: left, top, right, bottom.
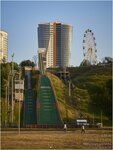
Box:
1, 129, 112, 149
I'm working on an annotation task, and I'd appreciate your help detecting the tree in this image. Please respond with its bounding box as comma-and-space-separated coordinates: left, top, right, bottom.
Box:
20, 60, 35, 68
87, 81, 112, 123
1, 62, 19, 98
1, 63, 11, 98
80, 59, 91, 66
2, 57, 7, 64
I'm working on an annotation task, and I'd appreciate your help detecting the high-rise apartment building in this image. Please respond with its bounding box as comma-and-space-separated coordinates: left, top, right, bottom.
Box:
0, 31, 8, 63
38, 22, 73, 68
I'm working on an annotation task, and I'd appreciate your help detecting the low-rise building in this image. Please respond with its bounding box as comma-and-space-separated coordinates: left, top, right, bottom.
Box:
14, 79, 24, 101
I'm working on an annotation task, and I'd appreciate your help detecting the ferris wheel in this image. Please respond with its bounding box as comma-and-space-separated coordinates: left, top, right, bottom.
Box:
83, 29, 97, 65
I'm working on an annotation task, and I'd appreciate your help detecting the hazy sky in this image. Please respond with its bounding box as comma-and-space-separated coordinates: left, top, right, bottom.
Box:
1, 1, 112, 66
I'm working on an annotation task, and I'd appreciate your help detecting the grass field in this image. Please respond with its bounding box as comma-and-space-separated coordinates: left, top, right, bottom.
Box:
1, 128, 112, 149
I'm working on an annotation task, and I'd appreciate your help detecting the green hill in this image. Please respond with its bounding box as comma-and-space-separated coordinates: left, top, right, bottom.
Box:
1, 64, 112, 127
48, 65, 112, 125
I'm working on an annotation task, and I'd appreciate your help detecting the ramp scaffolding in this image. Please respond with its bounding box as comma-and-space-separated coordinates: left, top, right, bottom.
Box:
37, 48, 63, 126
23, 67, 37, 127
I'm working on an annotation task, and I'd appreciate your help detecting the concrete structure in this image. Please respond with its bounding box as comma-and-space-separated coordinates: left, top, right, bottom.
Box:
38, 22, 73, 68
38, 48, 46, 74
14, 79, 24, 101
0, 31, 8, 63
24, 66, 32, 89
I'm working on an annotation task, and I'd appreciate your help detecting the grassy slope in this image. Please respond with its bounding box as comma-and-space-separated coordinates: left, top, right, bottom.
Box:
47, 73, 78, 123
48, 65, 112, 125
2, 66, 111, 126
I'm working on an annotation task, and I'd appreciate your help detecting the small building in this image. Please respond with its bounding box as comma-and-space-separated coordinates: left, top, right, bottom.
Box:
14, 79, 24, 101
76, 119, 87, 126
57, 67, 70, 81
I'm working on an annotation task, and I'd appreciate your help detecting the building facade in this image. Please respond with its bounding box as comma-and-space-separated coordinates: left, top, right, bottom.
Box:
38, 22, 73, 68
0, 31, 8, 63
14, 79, 24, 101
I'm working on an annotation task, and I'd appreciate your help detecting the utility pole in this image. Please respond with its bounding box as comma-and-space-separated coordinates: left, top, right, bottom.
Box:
11, 53, 14, 125
7, 75, 9, 125
5, 84, 8, 127
100, 110, 103, 128
18, 68, 21, 134
101, 111, 103, 124
69, 80, 71, 97
5, 85, 7, 103
93, 113, 95, 125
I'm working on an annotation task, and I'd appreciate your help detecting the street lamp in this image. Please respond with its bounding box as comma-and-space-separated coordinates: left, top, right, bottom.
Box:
101, 110, 103, 126
5, 84, 8, 127
17, 66, 22, 134
93, 113, 95, 125
3, 80, 8, 127
11, 53, 14, 125
4, 78, 10, 127
18, 72, 21, 134
7, 75, 10, 125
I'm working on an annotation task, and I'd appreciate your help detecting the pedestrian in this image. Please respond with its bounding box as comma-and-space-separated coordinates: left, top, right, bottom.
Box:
64, 123, 67, 132
81, 125, 85, 133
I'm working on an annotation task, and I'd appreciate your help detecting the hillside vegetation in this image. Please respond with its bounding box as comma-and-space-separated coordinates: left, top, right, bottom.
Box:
48, 65, 112, 125
47, 73, 77, 123
1, 63, 112, 126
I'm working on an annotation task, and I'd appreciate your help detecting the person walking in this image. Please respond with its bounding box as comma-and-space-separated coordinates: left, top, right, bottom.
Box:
81, 125, 85, 133
64, 123, 67, 132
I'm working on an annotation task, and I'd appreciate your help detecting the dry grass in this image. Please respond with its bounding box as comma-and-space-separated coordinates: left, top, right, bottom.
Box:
1, 129, 112, 149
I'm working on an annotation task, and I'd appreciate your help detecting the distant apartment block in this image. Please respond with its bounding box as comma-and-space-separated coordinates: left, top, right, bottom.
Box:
0, 31, 8, 63
38, 22, 73, 68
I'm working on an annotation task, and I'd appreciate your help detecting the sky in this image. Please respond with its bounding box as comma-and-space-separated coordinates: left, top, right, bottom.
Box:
1, 1, 112, 66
